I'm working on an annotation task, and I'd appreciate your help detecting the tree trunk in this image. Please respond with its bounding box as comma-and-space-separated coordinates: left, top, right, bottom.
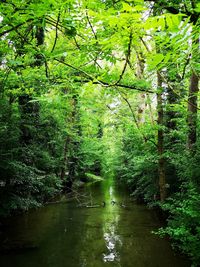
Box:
19, 94, 39, 145
165, 63, 182, 144
187, 71, 199, 151
61, 92, 80, 190
136, 50, 146, 124
60, 137, 69, 181
157, 72, 166, 202
186, 7, 199, 151
19, 23, 44, 145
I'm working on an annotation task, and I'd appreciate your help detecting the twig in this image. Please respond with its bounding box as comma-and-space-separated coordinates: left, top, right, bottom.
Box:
86, 9, 98, 41
119, 92, 141, 130
182, 54, 190, 80
0, 19, 33, 37
73, 37, 81, 50
140, 37, 151, 53
54, 58, 95, 80
44, 58, 49, 78
114, 30, 133, 84
119, 90, 157, 147
51, 10, 61, 53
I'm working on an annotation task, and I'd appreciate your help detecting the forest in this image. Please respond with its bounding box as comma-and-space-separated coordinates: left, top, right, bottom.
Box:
0, 0, 199, 266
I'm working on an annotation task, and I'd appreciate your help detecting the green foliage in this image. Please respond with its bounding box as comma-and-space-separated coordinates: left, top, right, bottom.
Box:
0, 160, 62, 217
0, 0, 200, 265
156, 182, 200, 265
84, 172, 103, 182
0, 77, 68, 217
115, 126, 159, 202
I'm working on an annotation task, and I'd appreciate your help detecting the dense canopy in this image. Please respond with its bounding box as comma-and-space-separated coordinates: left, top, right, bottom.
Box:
0, 0, 199, 265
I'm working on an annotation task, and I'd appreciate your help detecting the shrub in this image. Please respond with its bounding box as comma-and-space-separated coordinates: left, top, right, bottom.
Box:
156, 182, 200, 266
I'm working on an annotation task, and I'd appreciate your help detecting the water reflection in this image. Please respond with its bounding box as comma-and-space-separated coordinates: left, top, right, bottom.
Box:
102, 181, 122, 263
103, 221, 122, 263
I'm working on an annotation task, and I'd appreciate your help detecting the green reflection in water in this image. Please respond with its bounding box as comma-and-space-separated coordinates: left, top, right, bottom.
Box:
0, 177, 190, 267
101, 177, 121, 263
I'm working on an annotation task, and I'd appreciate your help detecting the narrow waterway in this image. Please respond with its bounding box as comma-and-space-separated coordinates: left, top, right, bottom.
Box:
0, 178, 189, 267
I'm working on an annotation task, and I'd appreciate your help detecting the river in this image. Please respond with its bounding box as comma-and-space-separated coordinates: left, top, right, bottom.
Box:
0, 178, 190, 267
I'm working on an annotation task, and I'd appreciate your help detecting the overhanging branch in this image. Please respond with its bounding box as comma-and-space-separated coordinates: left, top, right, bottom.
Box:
0, 19, 33, 37
51, 10, 61, 53
54, 58, 154, 93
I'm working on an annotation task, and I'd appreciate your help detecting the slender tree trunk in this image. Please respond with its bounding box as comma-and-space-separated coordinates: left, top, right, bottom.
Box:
19, 22, 44, 145
187, 71, 199, 151
61, 92, 80, 190
157, 72, 166, 202
187, 10, 199, 151
60, 137, 69, 181
68, 94, 79, 184
19, 94, 39, 145
147, 94, 155, 125
164, 64, 182, 146
136, 50, 146, 124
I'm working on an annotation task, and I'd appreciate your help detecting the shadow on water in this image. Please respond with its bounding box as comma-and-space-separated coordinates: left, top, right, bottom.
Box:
0, 176, 190, 267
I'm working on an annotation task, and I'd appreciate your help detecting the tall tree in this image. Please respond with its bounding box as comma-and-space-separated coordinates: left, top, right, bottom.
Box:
187, 10, 199, 151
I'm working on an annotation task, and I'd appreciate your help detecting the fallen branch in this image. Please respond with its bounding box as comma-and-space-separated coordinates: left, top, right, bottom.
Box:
86, 205, 101, 208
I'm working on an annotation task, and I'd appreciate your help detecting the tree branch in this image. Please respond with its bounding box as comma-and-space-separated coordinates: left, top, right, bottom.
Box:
140, 37, 200, 110
51, 10, 61, 53
114, 30, 133, 84
85, 9, 98, 41
182, 54, 191, 80
140, 37, 151, 53
73, 37, 81, 50
0, 19, 33, 37
119, 90, 157, 147
53, 58, 154, 93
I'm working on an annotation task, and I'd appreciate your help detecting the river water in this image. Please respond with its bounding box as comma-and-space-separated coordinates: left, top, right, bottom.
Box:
0, 178, 190, 267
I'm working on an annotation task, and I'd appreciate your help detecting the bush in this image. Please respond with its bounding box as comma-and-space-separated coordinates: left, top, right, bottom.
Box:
0, 161, 62, 217
156, 182, 200, 266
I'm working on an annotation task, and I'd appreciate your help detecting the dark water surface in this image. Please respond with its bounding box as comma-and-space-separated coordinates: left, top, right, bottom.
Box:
0, 178, 190, 267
